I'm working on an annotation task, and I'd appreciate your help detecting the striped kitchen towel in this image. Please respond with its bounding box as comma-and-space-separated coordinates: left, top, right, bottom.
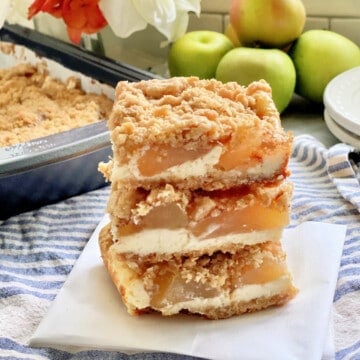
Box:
0, 134, 359, 360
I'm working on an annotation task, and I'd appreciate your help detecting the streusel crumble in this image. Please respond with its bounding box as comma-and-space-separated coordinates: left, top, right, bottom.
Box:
0, 63, 113, 147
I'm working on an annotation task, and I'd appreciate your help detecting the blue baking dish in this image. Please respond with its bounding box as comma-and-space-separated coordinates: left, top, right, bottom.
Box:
0, 24, 155, 219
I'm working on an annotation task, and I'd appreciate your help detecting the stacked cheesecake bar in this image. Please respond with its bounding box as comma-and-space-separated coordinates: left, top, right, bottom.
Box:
99, 76, 297, 319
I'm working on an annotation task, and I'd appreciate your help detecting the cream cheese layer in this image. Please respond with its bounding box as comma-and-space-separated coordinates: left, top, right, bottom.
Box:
111, 146, 287, 187
110, 226, 283, 256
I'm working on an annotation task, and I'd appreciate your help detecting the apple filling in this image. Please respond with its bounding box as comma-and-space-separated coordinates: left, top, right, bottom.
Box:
137, 145, 210, 177
150, 271, 220, 308
123, 242, 288, 309
135, 127, 290, 177
190, 204, 289, 239
117, 198, 289, 240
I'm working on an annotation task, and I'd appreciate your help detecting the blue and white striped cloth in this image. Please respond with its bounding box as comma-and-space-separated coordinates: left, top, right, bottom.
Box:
1, 135, 359, 360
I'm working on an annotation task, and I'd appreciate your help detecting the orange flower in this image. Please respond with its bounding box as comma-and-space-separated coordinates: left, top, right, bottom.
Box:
28, 0, 107, 44
28, 0, 63, 19
62, 0, 107, 44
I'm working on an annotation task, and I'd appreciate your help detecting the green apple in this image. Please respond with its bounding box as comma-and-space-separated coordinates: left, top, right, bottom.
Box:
290, 29, 360, 103
216, 47, 296, 113
168, 31, 234, 79
229, 0, 306, 48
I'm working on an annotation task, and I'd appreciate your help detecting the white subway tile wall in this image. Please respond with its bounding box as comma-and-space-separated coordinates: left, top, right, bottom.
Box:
330, 18, 360, 46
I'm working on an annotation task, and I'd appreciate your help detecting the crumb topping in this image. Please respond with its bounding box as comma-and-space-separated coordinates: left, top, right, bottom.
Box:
98, 160, 113, 182
109, 77, 281, 154
131, 184, 190, 225
0, 63, 113, 147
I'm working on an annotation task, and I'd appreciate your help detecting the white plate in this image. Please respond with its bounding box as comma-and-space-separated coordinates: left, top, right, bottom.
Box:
324, 109, 360, 148
323, 66, 360, 136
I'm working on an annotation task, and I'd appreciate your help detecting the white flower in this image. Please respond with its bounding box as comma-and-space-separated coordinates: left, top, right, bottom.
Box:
0, 0, 11, 29
0, 0, 33, 28
99, 0, 201, 44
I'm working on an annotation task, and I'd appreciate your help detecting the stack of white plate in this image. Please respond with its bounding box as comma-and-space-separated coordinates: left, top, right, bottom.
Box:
323, 66, 360, 148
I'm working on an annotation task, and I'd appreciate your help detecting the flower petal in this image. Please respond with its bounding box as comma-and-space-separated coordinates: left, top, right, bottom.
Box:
99, 0, 147, 38
84, 2, 107, 30
158, 9, 190, 45
57, 0, 106, 43
67, 26, 82, 43
132, 0, 176, 26
7, 0, 34, 27
28, 0, 63, 19
62, 0, 106, 31
132, 0, 200, 42
174, 0, 201, 16
0, 0, 11, 28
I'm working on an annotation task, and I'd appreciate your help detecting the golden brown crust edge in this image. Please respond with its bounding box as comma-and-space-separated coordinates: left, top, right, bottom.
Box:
99, 224, 138, 315
100, 223, 153, 316
99, 224, 124, 297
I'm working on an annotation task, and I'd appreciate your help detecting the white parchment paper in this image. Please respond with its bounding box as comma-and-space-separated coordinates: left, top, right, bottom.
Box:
30, 218, 346, 360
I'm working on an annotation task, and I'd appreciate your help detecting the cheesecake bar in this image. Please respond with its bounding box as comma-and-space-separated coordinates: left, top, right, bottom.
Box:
99, 76, 297, 319
104, 76, 292, 191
